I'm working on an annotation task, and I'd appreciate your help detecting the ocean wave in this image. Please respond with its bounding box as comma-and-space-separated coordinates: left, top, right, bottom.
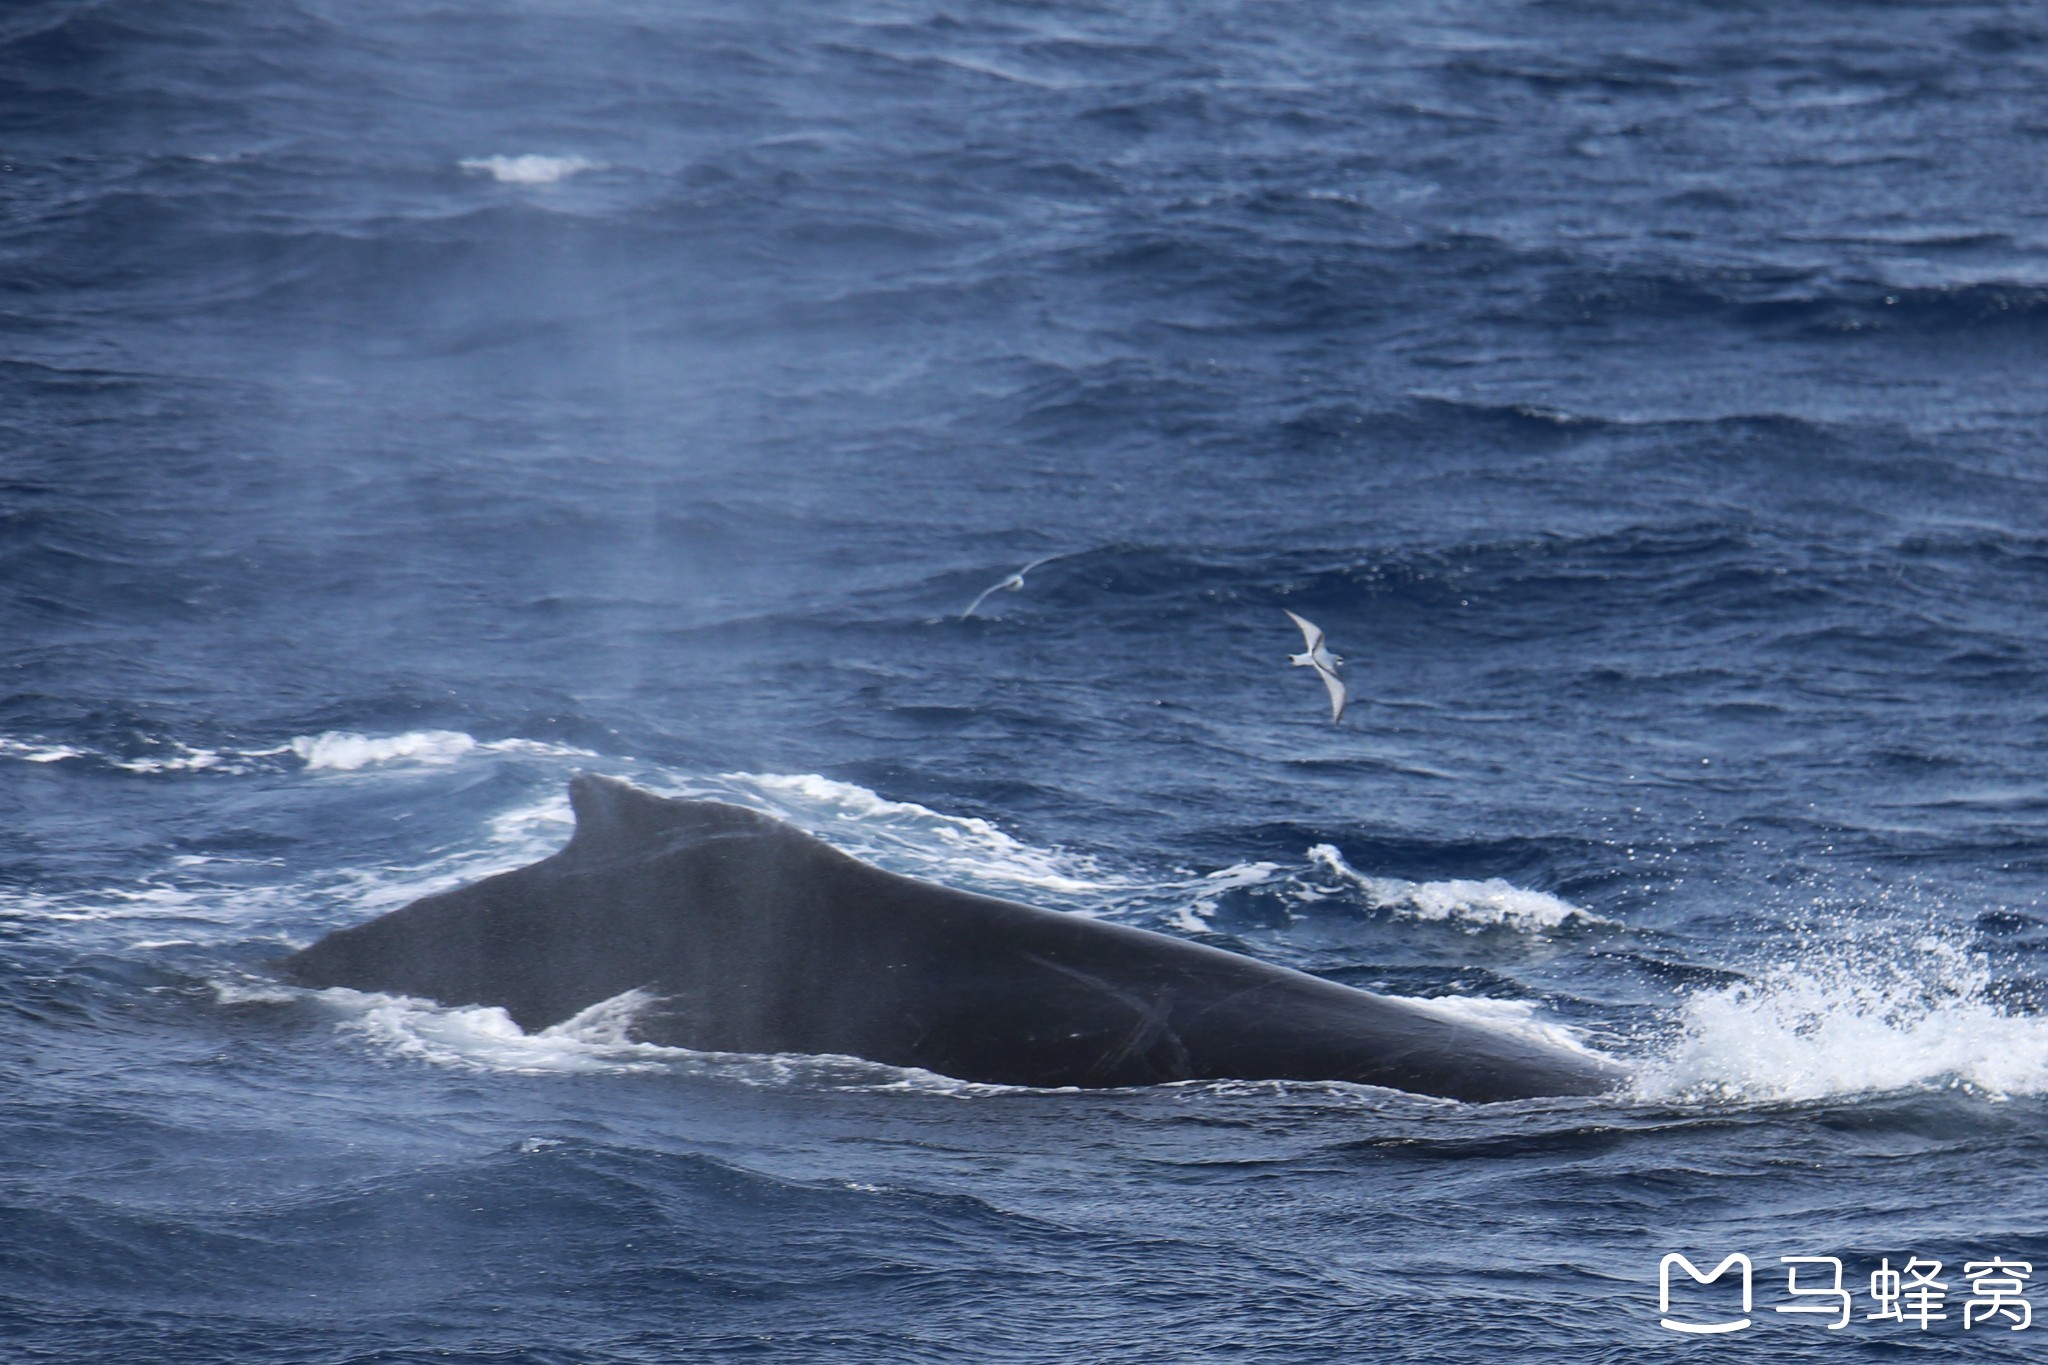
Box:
1160, 860, 1285, 933
0, 728, 591, 777
286, 729, 594, 773
1634, 930, 2048, 1103
1522, 264, 2048, 339
0, 882, 206, 925
0, 737, 86, 763
1303, 843, 1612, 930
718, 770, 1117, 896
458, 153, 603, 185
107, 740, 271, 774
289, 729, 479, 771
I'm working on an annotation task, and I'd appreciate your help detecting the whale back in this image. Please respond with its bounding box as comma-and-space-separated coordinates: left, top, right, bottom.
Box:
285, 775, 1625, 1101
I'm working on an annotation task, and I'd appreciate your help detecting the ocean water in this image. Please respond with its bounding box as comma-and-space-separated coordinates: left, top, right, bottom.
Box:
7, 0, 2048, 1358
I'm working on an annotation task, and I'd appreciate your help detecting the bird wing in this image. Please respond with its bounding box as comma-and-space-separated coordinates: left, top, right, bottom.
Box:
960, 580, 1008, 620
1283, 609, 1324, 653
1316, 663, 1347, 724
961, 552, 1070, 619
1017, 552, 1071, 576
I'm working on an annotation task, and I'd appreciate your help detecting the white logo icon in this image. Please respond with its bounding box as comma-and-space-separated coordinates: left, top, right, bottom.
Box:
1660, 1253, 1754, 1335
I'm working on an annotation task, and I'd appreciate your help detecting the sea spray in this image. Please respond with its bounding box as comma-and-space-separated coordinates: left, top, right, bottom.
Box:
1636, 926, 2048, 1103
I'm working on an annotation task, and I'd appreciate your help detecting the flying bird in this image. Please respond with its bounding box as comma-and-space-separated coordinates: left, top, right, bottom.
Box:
1283, 609, 1346, 723
959, 553, 1070, 621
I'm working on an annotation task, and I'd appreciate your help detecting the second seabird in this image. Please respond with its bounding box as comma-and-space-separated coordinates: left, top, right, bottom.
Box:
960, 553, 1069, 621
1283, 609, 1347, 724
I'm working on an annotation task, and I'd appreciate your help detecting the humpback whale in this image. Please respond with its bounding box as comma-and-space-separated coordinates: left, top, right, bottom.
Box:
286, 775, 1623, 1102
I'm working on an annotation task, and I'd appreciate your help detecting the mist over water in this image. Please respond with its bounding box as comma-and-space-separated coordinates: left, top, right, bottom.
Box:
8, 0, 2048, 1359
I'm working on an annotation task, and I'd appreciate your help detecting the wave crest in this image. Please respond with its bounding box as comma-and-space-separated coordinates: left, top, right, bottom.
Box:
1635, 932, 2048, 1103
458, 153, 602, 185
1306, 843, 1609, 930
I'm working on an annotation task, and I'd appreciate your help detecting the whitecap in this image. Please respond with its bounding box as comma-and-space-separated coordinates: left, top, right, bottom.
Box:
323, 986, 684, 1074
459, 153, 602, 185
716, 770, 1120, 897
1165, 861, 1283, 932
5, 883, 207, 924
210, 976, 300, 1006
107, 742, 237, 773
1307, 843, 1610, 930
1633, 931, 2048, 1103
0, 738, 86, 764
291, 729, 479, 770
289, 730, 597, 773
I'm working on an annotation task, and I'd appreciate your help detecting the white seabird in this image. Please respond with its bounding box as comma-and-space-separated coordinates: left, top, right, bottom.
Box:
1283, 609, 1346, 724
959, 553, 1069, 621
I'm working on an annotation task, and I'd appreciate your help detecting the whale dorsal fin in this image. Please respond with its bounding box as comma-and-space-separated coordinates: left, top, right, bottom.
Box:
564, 774, 785, 860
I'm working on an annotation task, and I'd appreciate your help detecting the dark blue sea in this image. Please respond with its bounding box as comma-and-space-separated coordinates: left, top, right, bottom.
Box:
8, 0, 2048, 1358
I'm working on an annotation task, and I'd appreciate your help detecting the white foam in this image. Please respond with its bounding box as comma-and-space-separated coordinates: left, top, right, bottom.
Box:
107, 743, 232, 773
211, 977, 300, 1006
1166, 861, 1283, 933
312, 984, 1029, 1094
459, 153, 601, 185
4, 882, 210, 924
291, 730, 478, 770
324, 987, 686, 1074
0, 738, 85, 763
1, 728, 592, 777
720, 771, 1118, 896
0, 734, 300, 775
485, 788, 575, 846
1386, 991, 1609, 1060
289, 731, 597, 773
302, 792, 578, 923
1634, 933, 2048, 1103
1307, 844, 1609, 929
